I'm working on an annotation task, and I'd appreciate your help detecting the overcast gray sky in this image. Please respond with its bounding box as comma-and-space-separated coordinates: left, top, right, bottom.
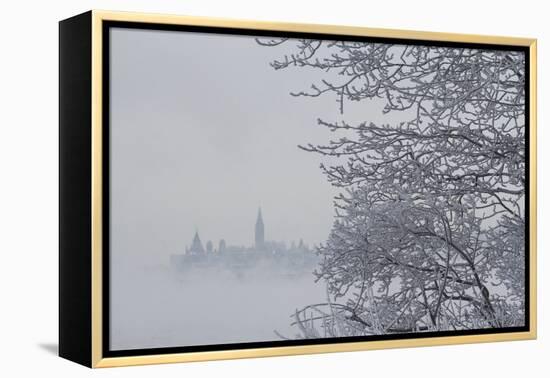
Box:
109, 27, 392, 265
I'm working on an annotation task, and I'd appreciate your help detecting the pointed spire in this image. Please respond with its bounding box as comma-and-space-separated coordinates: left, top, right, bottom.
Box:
255, 207, 265, 249
190, 230, 205, 254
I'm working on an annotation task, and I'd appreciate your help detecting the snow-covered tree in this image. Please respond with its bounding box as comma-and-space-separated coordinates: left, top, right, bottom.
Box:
258, 39, 526, 335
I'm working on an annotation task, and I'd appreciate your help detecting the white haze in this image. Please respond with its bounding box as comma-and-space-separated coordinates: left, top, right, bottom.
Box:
109, 27, 395, 350
110, 264, 327, 349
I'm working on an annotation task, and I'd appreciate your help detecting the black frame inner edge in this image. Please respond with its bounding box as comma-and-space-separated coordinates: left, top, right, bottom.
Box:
101, 20, 531, 358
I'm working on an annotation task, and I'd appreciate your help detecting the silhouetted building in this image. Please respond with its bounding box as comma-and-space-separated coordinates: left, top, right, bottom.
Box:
171, 208, 318, 275
174, 208, 316, 264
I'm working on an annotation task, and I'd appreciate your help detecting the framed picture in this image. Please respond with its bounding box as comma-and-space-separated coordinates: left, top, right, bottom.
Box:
59, 10, 537, 368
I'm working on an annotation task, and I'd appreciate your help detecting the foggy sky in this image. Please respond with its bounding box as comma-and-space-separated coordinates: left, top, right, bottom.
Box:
111, 28, 320, 262
110, 28, 394, 262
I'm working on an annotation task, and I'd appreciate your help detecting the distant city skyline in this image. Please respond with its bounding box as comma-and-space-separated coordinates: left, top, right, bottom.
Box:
184, 207, 312, 254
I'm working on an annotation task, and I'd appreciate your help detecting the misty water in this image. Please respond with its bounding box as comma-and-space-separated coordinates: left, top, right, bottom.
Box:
110, 261, 327, 350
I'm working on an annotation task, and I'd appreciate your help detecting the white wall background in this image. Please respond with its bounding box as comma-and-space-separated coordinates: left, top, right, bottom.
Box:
0, 0, 546, 376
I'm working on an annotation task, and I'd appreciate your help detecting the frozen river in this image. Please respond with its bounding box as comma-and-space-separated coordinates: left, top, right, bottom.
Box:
110, 263, 327, 350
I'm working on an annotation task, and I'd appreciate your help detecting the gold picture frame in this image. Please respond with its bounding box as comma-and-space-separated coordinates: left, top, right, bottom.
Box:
59, 10, 537, 368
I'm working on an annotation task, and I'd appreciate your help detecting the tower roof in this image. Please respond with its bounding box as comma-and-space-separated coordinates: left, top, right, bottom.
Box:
190, 231, 205, 253
255, 207, 265, 248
